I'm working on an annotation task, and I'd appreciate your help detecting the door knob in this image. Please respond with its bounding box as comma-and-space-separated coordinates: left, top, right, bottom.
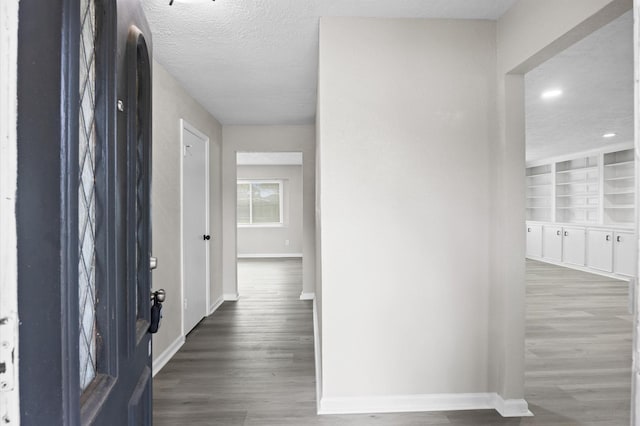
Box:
606, 235, 611, 241
151, 289, 166, 303
150, 256, 158, 270
556, 230, 561, 236
617, 235, 622, 242
203, 234, 211, 240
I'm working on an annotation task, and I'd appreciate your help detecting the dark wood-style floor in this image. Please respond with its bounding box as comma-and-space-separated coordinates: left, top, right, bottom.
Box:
153, 259, 632, 425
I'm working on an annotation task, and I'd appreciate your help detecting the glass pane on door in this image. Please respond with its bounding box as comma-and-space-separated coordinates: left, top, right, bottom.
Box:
78, 0, 97, 392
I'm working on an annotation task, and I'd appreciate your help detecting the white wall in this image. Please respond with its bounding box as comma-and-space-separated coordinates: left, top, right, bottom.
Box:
0, 0, 20, 422
491, 0, 631, 399
151, 60, 223, 369
317, 16, 497, 406
222, 126, 315, 299
237, 165, 303, 257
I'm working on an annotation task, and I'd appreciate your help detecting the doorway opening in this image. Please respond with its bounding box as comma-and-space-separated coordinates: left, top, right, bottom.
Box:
523, 10, 634, 423
234, 151, 305, 299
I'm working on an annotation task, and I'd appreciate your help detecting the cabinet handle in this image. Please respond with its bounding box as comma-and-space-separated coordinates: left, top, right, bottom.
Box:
527, 228, 531, 232
606, 235, 611, 241
617, 235, 621, 242
556, 230, 561, 236
564, 231, 568, 236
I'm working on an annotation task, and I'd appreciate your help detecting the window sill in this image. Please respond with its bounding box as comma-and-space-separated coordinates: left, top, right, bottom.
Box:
238, 223, 285, 228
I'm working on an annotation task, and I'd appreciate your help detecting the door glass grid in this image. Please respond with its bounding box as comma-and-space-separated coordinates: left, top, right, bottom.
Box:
78, 0, 97, 392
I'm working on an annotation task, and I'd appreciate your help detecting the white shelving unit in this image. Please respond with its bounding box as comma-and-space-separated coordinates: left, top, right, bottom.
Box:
603, 148, 635, 226
554, 155, 599, 224
526, 145, 636, 280
526, 164, 552, 221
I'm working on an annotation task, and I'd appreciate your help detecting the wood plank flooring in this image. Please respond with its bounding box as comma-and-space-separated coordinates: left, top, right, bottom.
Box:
153, 259, 633, 425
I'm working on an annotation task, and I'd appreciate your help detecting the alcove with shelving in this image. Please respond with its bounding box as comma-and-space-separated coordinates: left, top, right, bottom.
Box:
526, 164, 552, 221
554, 155, 599, 224
603, 148, 635, 225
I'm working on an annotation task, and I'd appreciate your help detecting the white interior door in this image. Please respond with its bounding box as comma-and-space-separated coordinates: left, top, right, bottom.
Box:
182, 123, 208, 334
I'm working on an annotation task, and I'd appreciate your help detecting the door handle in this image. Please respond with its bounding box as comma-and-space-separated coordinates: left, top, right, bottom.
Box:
149, 289, 166, 334
527, 228, 531, 232
203, 234, 211, 241
150, 256, 158, 270
556, 230, 561, 236
617, 235, 622, 242
606, 235, 611, 241
564, 231, 568, 236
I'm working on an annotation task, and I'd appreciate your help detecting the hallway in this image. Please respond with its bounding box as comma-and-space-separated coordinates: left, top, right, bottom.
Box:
153, 259, 632, 425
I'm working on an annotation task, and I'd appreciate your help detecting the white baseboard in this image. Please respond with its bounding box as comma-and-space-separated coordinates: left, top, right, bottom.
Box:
152, 334, 185, 377
492, 395, 533, 417
209, 295, 224, 315
313, 299, 322, 413
318, 393, 532, 418
300, 291, 315, 300
223, 292, 239, 301
526, 255, 631, 282
237, 253, 303, 259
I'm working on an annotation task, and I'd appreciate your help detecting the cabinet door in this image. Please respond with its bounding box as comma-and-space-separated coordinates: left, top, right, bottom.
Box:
587, 229, 613, 272
614, 231, 636, 276
526, 224, 542, 258
562, 227, 585, 266
542, 226, 562, 262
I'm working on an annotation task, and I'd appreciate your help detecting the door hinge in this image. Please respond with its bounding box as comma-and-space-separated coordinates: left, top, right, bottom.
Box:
0, 315, 16, 392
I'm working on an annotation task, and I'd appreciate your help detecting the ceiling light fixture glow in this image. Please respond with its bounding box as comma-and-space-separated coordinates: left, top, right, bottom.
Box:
541, 89, 563, 99
603, 133, 617, 138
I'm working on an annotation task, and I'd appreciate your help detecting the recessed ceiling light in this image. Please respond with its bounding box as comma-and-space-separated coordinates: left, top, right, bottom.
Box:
603, 133, 617, 138
541, 89, 563, 99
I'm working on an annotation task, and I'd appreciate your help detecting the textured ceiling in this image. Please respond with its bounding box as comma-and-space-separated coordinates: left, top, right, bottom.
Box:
143, 0, 518, 125
525, 11, 633, 163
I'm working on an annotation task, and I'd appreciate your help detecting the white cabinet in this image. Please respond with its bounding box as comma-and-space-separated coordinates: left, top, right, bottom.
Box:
587, 229, 613, 272
542, 225, 562, 262
614, 231, 636, 276
526, 224, 542, 258
562, 227, 585, 266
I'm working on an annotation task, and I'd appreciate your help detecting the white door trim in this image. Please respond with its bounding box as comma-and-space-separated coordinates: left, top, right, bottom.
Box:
0, 0, 20, 423
632, 2, 640, 423
180, 119, 210, 336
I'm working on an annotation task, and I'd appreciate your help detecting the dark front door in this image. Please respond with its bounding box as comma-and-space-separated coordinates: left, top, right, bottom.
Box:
16, 0, 156, 424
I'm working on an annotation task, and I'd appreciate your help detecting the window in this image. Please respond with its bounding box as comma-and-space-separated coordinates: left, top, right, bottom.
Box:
237, 180, 283, 225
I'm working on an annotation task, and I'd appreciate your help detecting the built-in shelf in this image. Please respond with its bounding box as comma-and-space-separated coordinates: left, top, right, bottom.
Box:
556, 181, 598, 186
604, 205, 635, 209
605, 190, 635, 195
557, 193, 598, 198
605, 176, 634, 181
604, 160, 634, 167
526, 164, 553, 221
528, 149, 636, 226
556, 206, 598, 210
556, 166, 598, 174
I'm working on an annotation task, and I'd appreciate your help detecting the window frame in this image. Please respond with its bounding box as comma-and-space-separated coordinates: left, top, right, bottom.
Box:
237, 179, 284, 227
